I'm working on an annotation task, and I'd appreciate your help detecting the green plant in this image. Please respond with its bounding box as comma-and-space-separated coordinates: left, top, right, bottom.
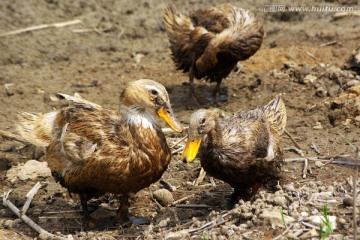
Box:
201, 232, 209, 240
280, 208, 287, 228
319, 204, 332, 240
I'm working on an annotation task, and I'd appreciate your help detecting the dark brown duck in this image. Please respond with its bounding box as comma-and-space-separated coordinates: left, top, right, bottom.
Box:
182, 95, 286, 206
163, 3, 264, 108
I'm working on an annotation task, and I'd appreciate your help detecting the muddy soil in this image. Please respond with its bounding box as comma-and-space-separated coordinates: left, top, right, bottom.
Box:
0, 0, 359, 239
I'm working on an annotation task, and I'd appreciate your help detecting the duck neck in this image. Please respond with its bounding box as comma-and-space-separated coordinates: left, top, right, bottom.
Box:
121, 106, 156, 130
207, 119, 223, 147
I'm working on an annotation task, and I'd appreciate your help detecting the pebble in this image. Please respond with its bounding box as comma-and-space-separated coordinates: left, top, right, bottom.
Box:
343, 197, 353, 207
315, 161, 324, 168
338, 218, 347, 225
152, 189, 173, 207
158, 218, 170, 227
313, 121, 323, 130
6, 160, 51, 182
273, 196, 287, 207
304, 74, 317, 84
259, 210, 295, 228
3, 220, 13, 229
284, 183, 296, 192
310, 215, 337, 230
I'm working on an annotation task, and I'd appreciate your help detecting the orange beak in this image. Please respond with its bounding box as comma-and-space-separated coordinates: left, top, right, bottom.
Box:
157, 106, 183, 133
181, 138, 202, 163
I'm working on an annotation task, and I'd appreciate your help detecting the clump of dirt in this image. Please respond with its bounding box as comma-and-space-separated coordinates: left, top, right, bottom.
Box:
0, 0, 359, 239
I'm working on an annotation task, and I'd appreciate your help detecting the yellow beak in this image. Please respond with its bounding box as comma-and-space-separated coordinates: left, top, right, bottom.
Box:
181, 138, 202, 163
157, 106, 183, 133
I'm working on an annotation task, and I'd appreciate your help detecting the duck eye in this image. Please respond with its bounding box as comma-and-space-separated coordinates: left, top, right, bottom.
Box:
201, 118, 206, 124
151, 89, 158, 95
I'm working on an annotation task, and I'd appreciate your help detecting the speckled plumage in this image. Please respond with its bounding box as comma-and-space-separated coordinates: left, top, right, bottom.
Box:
16, 79, 183, 227
183, 95, 286, 204
163, 3, 264, 107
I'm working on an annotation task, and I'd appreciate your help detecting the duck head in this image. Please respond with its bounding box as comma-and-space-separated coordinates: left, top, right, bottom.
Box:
181, 109, 218, 163
120, 79, 183, 133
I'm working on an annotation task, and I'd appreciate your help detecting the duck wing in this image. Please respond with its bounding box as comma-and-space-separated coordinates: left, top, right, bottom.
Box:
163, 4, 214, 72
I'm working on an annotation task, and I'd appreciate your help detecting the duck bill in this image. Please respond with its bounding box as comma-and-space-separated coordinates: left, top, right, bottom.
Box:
181, 138, 202, 163
157, 106, 183, 133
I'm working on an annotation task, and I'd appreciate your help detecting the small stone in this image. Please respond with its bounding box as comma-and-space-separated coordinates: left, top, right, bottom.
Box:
158, 218, 170, 227
242, 212, 253, 219
315, 86, 327, 97
313, 122, 323, 130
3, 220, 13, 229
301, 212, 309, 218
343, 197, 353, 207
315, 161, 324, 168
284, 183, 296, 192
239, 223, 248, 229
6, 160, 51, 181
338, 218, 347, 225
164, 230, 190, 240
342, 118, 352, 127
304, 74, 317, 84
310, 215, 337, 230
273, 196, 287, 207
301, 228, 319, 238
259, 210, 295, 228
152, 189, 173, 206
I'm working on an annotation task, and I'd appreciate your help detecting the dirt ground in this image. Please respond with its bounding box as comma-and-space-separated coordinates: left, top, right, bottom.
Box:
0, 0, 360, 239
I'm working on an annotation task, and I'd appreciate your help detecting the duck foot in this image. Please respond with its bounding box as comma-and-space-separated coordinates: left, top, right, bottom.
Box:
115, 211, 150, 227
208, 88, 228, 106
187, 91, 209, 110
83, 216, 114, 231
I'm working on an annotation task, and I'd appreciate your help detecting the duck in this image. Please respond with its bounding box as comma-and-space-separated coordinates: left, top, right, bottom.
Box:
163, 3, 264, 109
16, 79, 183, 229
181, 95, 286, 206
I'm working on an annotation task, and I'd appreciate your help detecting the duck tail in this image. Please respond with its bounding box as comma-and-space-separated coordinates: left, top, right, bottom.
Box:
261, 94, 287, 135
16, 111, 59, 149
163, 4, 192, 38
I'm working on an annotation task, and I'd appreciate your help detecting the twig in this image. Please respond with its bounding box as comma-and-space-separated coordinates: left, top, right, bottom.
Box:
170, 135, 188, 149
210, 177, 216, 187
159, 179, 177, 192
303, 158, 308, 178
188, 208, 236, 234
171, 146, 184, 155
301, 221, 321, 231
171, 194, 195, 206
273, 223, 294, 240
0, 129, 29, 144
353, 147, 359, 239
310, 142, 321, 155
284, 154, 351, 163
162, 127, 188, 134
22, 182, 43, 215
194, 168, 206, 186
72, 80, 98, 88
175, 204, 210, 208
333, 10, 360, 19
306, 51, 318, 61
150, 195, 163, 209
320, 41, 337, 47
284, 130, 303, 150
284, 146, 304, 157
0, 19, 82, 38
2, 189, 67, 239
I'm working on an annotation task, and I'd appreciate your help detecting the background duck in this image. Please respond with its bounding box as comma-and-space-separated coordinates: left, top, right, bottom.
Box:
163, 3, 264, 109
181, 95, 286, 207
16, 79, 183, 229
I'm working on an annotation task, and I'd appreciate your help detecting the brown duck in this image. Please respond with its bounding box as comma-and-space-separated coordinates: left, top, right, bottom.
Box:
163, 3, 264, 108
181, 95, 286, 206
17, 79, 183, 229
